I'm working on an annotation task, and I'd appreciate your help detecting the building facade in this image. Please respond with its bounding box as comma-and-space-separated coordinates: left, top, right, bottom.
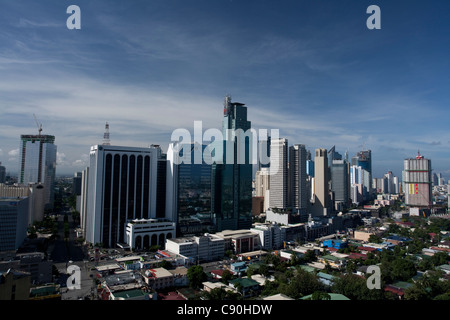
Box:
19, 134, 57, 208
85, 144, 164, 248
403, 153, 432, 208
289, 144, 307, 214
211, 95, 253, 231
166, 143, 212, 236
269, 138, 288, 210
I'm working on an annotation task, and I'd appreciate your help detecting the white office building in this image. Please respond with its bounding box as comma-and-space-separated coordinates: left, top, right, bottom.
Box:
85, 144, 164, 248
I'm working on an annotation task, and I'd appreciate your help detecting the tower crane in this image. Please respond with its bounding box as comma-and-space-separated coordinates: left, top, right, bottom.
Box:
33, 114, 42, 136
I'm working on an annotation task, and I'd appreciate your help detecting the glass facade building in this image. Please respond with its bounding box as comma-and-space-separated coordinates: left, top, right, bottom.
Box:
212, 96, 253, 231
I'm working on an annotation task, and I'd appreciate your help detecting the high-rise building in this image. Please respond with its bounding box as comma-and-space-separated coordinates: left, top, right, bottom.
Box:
288, 144, 307, 214
330, 159, 350, 211
211, 96, 253, 231
311, 148, 331, 217
269, 138, 288, 210
351, 149, 372, 198
0, 162, 6, 183
258, 135, 271, 171
255, 168, 270, 213
403, 152, 432, 208
166, 142, 212, 236
19, 134, 57, 208
0, 198, 29, 252
85, 144, 167, 248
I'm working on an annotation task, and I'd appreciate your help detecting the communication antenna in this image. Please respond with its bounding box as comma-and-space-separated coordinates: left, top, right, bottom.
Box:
103, 122, 110, 145
33, 114, 43, 136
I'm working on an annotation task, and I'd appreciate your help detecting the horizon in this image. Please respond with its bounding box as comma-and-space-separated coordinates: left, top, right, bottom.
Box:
1, 1, 450, 180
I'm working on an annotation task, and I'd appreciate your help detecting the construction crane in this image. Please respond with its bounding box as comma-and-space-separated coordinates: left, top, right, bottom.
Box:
33, 113, 43, 136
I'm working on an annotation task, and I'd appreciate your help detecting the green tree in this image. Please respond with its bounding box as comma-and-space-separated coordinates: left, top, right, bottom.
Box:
187, 265, 207, 289
311, 291, 331, 300
332, 274, 383, 300
221, 269, 233, 285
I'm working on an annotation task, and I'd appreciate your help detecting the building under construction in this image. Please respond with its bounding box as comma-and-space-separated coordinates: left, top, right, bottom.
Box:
402, 152, 432, 216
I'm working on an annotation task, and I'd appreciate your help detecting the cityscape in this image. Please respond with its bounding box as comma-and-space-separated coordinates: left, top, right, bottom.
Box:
0, 0, 449, 312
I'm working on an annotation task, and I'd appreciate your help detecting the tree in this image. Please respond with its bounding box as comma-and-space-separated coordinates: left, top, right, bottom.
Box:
311, 291, 331, 300
221, 269, 233, 285
187, 265, 207, 289
332, 274, 383, 300
368, 234, 382, 244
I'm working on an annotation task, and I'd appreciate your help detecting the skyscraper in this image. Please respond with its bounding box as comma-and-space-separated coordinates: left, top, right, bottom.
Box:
212, 95, 253, 231
331, 159, 350, 211
288, 144, 307, 214
269, 138, 288, 210
0, 162, 5, 183
85, 144, 166, 248
19, 134, 57, 208
166, 142, 212, 236
351, 149, 372, 198
403, 152, 432, 208
311, 148, 331, 217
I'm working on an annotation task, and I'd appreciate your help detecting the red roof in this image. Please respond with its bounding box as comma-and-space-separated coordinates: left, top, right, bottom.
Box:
430, 247, 450, 253
210, 269, 225, 277
158, 292, 186, 300
348, 253, 368, 260
384, 285, 405, 296
326, 247, 339, 252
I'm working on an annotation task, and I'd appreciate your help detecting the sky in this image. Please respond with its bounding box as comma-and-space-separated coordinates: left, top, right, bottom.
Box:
1, 0, 450, 180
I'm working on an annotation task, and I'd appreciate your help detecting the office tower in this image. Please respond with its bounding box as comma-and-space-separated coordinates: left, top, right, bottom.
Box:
0, 197, 29, 252
0, 162, 5, 183
393, 176, 400, 194
331, 159, 350, 211
166, 142, 212, 236
80, 167, 89, 238
19, 134, 57, 208
258, 135, 271, 170
350, 165, 371, 203
312, 148, 331, 216
153, 145, 167, 219
351, 149, 372, 197
212, 95, 253, 231
255, 168, 270, 213
384, 171, 394, 194
85, 144, 165, 248
269, 138, 288, 210
403, 152, 432, 208
289, 144, 307, 214
432, 173, 439, 187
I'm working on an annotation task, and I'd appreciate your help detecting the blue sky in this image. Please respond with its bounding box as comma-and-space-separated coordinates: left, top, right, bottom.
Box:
1, 0, 450, 180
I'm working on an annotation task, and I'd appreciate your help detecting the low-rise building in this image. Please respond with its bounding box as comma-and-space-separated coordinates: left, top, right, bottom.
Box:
165, 234, 225, 262
0, 269, 31, 300
143, 268, 174, 290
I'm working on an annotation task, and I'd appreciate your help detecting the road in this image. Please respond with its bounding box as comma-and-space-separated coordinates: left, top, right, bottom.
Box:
49, 209, 97, 300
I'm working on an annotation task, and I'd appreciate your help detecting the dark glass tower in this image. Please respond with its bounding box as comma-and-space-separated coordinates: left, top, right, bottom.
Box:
212, 96, 252, 231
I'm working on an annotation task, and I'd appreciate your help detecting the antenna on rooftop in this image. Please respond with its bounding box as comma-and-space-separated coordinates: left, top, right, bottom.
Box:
103, 122, 110, 145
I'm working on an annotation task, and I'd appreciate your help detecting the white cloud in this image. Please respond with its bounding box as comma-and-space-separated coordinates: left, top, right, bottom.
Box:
56, 152, 67, 166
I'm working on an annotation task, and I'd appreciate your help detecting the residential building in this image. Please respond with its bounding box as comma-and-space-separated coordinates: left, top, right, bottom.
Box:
403, 152, 432, 210
311, 148, 331, 217
289, 144, 307, 215
269, 138, 288, 210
